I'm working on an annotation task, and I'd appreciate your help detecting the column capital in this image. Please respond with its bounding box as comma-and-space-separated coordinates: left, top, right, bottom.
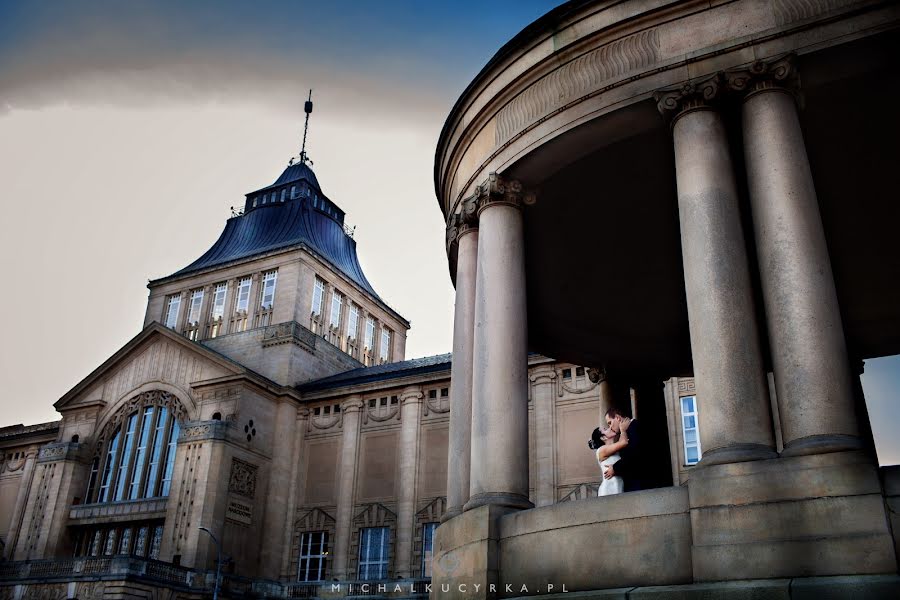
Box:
340, 396, 364, 413
474, 173, 536, 215
723, 54, 800, 102
297, 406, 311, 420
528, 364, 557, 385
446, 196, 479, 250
587, 366, 608, 384
654, 73, 722, 122
400, 386, 424, 405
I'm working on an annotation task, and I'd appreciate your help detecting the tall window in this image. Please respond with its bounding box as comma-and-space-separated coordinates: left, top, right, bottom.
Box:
297, 531, 329, 582
312, 277, 326, 316
209, 282, 227, 338
260, 270, 278, 310
681, 395, 702, 465
164, 294, 181, 329
88, 392, 182, 505
330, 291, 343, 329
380, 328, 392, 363
421, 523, 438, 577
185, 289, 204, 340
235, 277, 252, 313
186, 290, 203, 324
347, 304, 359, 339
364, 318, 375, 350
358, 527, 390, 580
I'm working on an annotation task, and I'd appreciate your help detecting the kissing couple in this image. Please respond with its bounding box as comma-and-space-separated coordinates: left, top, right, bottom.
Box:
588, 407, 647, 496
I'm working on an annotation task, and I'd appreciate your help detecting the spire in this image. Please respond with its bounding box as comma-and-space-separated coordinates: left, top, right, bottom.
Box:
289, 89, 314, 168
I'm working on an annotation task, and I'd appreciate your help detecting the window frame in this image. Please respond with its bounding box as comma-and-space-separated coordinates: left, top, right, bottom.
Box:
680, 395, 702, 466
297, 530, 329, 582
357, 526, 390, 580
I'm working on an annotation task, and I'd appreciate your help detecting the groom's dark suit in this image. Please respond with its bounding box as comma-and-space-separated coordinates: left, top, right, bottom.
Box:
612, 419, 647, 492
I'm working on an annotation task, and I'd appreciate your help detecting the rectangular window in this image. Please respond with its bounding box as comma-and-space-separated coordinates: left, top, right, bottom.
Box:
186, 289, 203, 325
298, 530, 329, 582
358, 527, 390, 580
143, 407, 168, 497
364, 317, 375, 350
330, 291, 343, 328
211, 283, 227, 320
380, 328, 391, 362
680, 395, 702, 465
312, 277, 326, 316
99, 429, 121, 502
291, 185, 298, 199
421, 522, 438, 577
164, 294, 181, 329
347, 304, 359, 339
160, 419, 180, 496
281, 189, 287, 202
260, 270, 278, 310
235, 277, 252, 313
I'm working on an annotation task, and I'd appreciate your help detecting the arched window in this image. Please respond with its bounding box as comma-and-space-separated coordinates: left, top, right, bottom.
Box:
85, 391, 185, 504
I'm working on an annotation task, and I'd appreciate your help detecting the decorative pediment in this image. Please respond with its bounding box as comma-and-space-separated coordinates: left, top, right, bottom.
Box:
353, 502, 396, 526
296, 507, 335, 531
416, 497, 447, 522
54, 323, 244, 416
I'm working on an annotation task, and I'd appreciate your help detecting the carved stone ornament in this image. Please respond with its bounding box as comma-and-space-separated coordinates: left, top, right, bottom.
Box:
654, 73, 722, 118
587, 366, 607, 384
474, 173, 527, 214
723, 54, 800, 103
228, 457, 258, 499
445, 197, 479, 251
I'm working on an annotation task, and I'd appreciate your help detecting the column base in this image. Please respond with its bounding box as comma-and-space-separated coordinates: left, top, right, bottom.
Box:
781, 434, 864, 457
464, 492, 533, 512
442, 505, 464, 523
696, 443, 778, 467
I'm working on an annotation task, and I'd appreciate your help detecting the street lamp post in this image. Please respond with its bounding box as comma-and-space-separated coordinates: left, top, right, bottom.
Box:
198, 527, 224, 600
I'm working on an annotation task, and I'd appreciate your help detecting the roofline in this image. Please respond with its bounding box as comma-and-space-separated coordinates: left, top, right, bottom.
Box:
297, 355, 452, 394
433, 0, 591, 217
0, 421, 61, 444
148, 243, 410, 329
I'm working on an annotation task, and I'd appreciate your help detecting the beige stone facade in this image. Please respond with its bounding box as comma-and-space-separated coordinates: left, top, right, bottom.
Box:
4, 1, 900, 598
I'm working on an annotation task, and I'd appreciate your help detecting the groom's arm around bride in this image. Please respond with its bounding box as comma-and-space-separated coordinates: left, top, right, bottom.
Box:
604, 410, 645, 492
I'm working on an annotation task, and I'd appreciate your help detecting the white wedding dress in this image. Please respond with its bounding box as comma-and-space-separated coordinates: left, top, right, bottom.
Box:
597, 451, 624, 496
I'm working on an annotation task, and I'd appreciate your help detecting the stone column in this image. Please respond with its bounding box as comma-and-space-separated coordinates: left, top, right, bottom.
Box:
259, 400, 299, 579
280, 407, 310, 578
395, 386, 423, 578
530, 365, 557, 507
465, 174, 533, 511
443, 199, 478, 521
332, 396, 363, 580
655, 78, 776, 465
732, 57, 860, 456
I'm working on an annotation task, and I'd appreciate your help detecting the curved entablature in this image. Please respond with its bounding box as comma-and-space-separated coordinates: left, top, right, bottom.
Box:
435, 0, 898, 241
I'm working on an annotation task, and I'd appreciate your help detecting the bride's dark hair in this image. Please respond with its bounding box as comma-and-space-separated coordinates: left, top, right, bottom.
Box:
590, 427, 604, 449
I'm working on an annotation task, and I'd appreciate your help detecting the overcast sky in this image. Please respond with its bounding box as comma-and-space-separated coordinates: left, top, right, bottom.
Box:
1, 0, 897, 465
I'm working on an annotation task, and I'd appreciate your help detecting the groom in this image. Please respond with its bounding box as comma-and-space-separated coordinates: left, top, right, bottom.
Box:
602, 407, 647, 492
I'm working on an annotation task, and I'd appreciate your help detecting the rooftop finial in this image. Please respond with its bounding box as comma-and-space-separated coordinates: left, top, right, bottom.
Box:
298, 89, 314, 166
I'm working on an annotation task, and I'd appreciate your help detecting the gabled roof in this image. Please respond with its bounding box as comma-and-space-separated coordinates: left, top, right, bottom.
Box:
297, 353, 452, 393
55, 322, 298, 411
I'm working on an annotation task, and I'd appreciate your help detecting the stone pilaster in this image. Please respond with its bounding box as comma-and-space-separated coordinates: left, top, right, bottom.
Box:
465, 173, 533, 511
444, 197, 479, 522
258, 400, 300, 578
656, 77, 777, 465
332, 396, 363, 580
588, 366, 614, 423
395, 386, 423, 578
732, 55, 861, 456
280, 407, 310, 578
529, 365, 557, 507
4, 448, 37, 559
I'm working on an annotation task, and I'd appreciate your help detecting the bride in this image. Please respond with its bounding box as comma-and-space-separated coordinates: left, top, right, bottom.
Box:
592, 417, 631, 496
